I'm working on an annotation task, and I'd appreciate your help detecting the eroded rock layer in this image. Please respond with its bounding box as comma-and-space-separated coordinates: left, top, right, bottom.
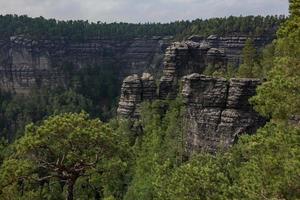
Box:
117, 35, 270, 153
0, 36, 170, 93
181, 74, 266, 154
117, 74, 142, 118
117, 73, 156, 118
159, 35, 271, 99
1, 34, 271, 94
117, 72, 265, 153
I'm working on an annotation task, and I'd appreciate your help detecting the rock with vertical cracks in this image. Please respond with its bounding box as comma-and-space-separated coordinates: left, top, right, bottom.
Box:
182, 74, 266, 154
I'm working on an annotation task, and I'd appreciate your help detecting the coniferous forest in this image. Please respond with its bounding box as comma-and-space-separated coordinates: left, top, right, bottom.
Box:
0, 0, 299, 199
0, 14, 285, 40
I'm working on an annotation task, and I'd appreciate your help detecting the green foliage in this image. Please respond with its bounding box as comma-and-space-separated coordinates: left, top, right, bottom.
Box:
0, 88, 93, 140
289, 0, 300, 16
0, 15, 286, 41
0, 62, 120, 140
205, 39, 275, 80
279, 0, 300, 38
237, 38, 259, 78
125, 99, 185, 200
175, 15, 286, 40
228, 123, 300, 199
74, 63, 119, 120
156, 123, 300, 200
251, 0, 300, 121
204, 64, 237, 79
260, 43, 276, 77
251, 58, 300, 120
243, 39, 257, 66
225, 64, 238, 79
203, 63, 216, 76
0, 138, 8, 166
49, 89, 93, 114
0, 112, 129, 200
156, 154, 230, 200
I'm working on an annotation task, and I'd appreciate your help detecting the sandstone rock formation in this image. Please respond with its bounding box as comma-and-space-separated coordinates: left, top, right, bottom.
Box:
141, 73, 157, 101
117, 72, 265, 153
117, 35, 271, 153
117, 74, 142, 118
158, 35, 272, 99
117, 73, 156, 118
158, 41, 207, 99
0, 34, 272, 94
181, 73, 266, 154
0, 35, 170, 93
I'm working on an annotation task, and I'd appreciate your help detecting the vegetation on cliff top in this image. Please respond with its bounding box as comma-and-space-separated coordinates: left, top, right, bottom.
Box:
0, 14, 285, 40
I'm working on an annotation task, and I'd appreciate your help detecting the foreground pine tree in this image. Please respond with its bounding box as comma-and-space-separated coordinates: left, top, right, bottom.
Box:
0, 113, 129, 200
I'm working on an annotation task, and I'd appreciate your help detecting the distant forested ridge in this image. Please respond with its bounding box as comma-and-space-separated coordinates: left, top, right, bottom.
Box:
0, 14, 286, 40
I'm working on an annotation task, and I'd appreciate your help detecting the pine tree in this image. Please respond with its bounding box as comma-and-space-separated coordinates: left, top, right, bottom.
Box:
289, 0, 300, 16
237, 38, 257, 78
0, 113, 129, 200
251, 0, 300, 121
261, 43, 275, 78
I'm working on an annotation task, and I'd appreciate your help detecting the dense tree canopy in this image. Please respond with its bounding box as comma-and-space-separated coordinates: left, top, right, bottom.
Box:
0, 112, 129, 200
251, 0, 300, 121
156, 123, 300, 200
0, 89, 93, 140
0, 14, 286, 40
237, 38, 259, 78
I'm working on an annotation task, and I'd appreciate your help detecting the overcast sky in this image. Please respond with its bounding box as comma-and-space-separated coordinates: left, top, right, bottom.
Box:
0, 0, 289, 23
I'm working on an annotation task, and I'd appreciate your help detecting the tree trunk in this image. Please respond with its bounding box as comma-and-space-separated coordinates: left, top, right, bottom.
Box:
66, 179, 75, 200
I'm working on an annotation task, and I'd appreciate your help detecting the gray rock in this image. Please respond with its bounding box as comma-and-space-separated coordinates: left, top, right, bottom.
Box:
117, 74, 142, 118
0, 35, 171, 93
117, 73, 157, 118
227, 78, 261, 109
116, 35, 270, 154
187, 35, 204, 42
158, 35, 272, 99
182, 74, 266, 154
141, 73, 157, 101
117, 72, 266, 154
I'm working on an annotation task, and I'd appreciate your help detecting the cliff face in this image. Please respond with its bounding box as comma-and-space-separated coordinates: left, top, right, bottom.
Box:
0, 34, 272, 95
117, 73, 156, 119
159, 35, 272, 98
117, 35, 269, 153
0, 34, 271, 94
0, 35, 170, 93
117, 73, 265, 153
181, 74, 265, 154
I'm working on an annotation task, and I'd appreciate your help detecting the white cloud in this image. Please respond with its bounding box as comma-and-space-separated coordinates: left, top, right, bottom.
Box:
0, 0, 289, 23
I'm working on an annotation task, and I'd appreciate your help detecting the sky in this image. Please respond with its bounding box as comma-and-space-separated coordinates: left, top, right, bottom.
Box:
0, 0, 289, 23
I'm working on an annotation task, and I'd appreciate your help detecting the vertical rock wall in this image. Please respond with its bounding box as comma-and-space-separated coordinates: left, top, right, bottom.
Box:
158, 35, 272, 99
117, 72, 265, 153
0, 36, 170, 93
181, 74, 266, 154
117, 73, 156, 118
117, 35, 270, 154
